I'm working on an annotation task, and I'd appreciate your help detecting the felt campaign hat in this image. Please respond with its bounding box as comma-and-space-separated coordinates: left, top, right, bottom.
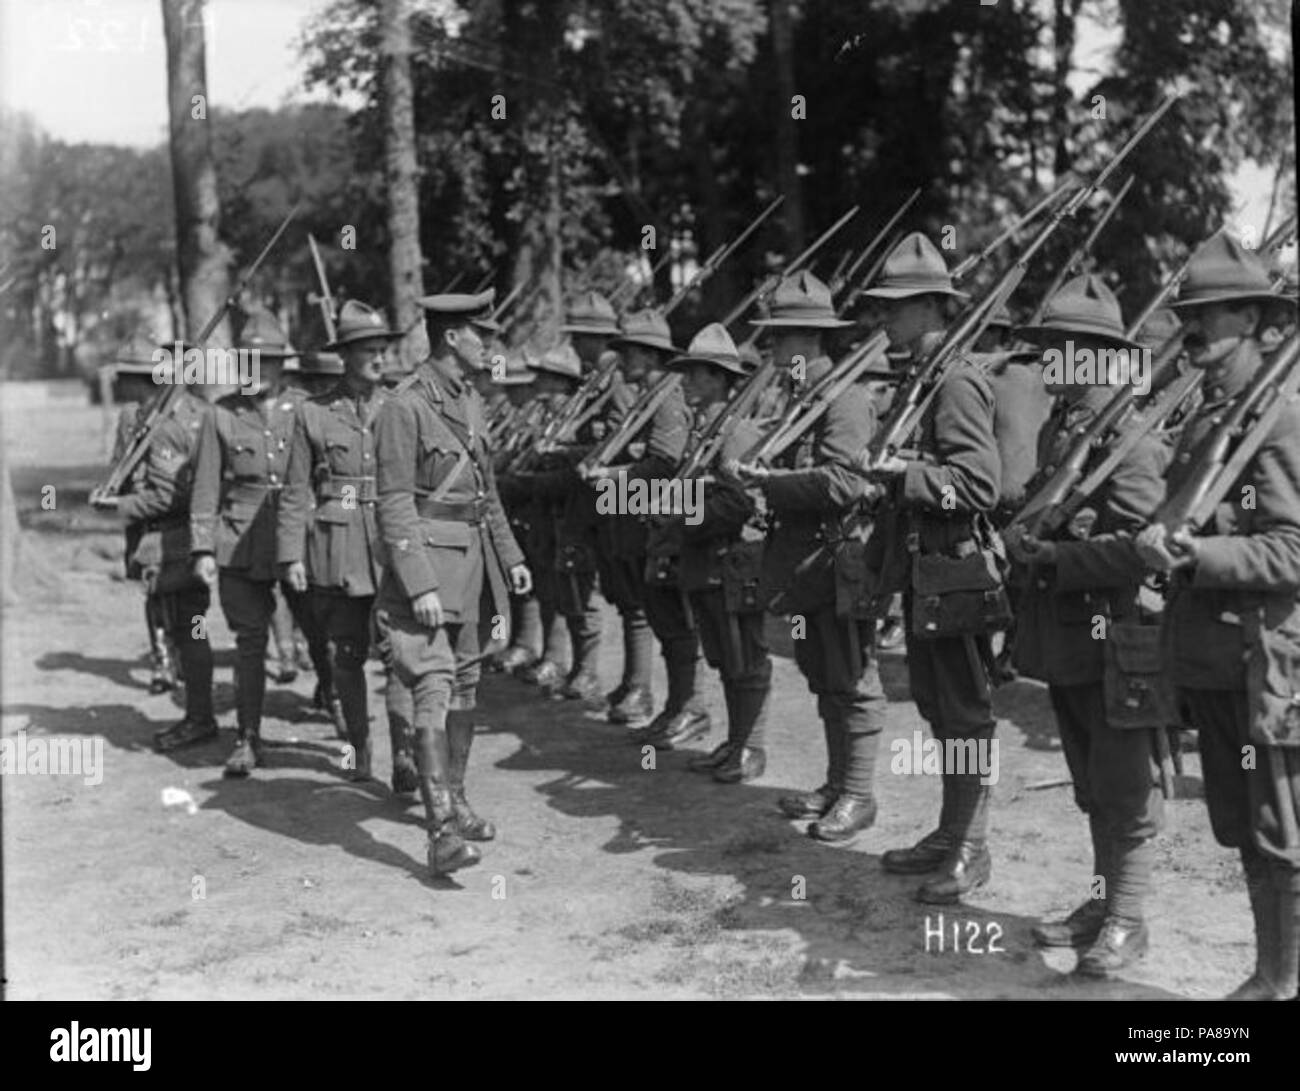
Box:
326, 300, 401, 349
527, 341, 583, 380
112, 331, 164, 375
560, 291, 621, 336
1015, 274, 1139, 350
750, 270, 852, 329
861, 232, 969, 301
610, 308, 678, 353
236, 310, 299, 359
1171, 231, 1291, 310
666, 322, 748, 376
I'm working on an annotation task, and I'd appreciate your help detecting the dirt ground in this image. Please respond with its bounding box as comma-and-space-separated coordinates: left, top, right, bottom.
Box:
1, 402, 1254, 1000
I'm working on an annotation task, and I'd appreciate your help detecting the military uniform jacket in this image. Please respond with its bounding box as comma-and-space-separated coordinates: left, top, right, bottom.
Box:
1013, 391, 1169, 686
1057, 340, 1300, 691
116, 390, 211, 577
982, 351, 1054, 520
865, 354, 1001, 593
614, 377, 693, 559
373, 360, 524, 623
758, 356, 876, 613
190, 387, 304, 580
277, 382, 388, 597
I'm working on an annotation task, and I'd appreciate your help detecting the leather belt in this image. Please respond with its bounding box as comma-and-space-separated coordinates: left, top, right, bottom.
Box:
416, 497, 487, 523
317, 475, 377, 502
223, 480, 282, 505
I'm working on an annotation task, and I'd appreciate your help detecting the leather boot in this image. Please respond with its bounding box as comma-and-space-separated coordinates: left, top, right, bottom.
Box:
810, 795, 878, 842
778, 703, 845, 819
148, 626, 176, 694
1274, 878, 1300, 1000
1075, 918, 1150, 978
713, 685, 767, 784
915, 777, 991, 904
641, 707, 710, 749
688, 741, 734, 772
779, 785, 837, 820
882, 774, 956, 874
495, 645, 535, 673
386, 674, 419, 795
608, 685, 654, 726
447, 713, 495, 841
521, 658, 564, 690
561, 668, 601, 701
223, 728, 261, 778
562, 613, 601, 700
335, 659, 371, 779
1226, 852, 1279, 999
426, 786, 481, 877
1032, 898, 1108, 948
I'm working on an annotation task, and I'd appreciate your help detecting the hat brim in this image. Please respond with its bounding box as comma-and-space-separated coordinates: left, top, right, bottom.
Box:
1170, 290, 1293, 310
861, 285, 970, 301
665, 352, 748, 376
749, 316, 853, 329
324, 329, 402, 351
238, 346, 299, 360
1014, 322, 1141, 352
609, 334, 679, 354
560, 323, 620, 336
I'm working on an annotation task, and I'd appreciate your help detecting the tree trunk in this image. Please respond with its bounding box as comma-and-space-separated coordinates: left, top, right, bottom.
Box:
161, 0, 230, 346
380, 0, 427, 364
768, 0, 805, 253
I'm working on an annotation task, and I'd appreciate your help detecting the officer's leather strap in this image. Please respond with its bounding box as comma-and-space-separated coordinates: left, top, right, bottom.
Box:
415, 497, 487, 524
317, 475, 378, 502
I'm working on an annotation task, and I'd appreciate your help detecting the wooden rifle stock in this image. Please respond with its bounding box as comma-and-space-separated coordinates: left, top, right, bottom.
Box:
576, 373, 682, 475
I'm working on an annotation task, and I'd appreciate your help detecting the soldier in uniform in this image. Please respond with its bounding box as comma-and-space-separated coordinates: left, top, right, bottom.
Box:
673, 324, 769, 780
860, 233, 1004, 903
372, 290, 531, 877
554, 292, 624, 703
1004, 276, 1170, 977
92, 336, 216, 749
510, 344, 585, 692
190, 311, 311, 776
1052, 234, 1300, 998
584, 309, 703, 740
279, 301, 404, 784
734, 272, 886, 839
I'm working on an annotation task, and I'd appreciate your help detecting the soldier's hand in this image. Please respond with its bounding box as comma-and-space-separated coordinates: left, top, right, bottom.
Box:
1135, 524, 1189, 572
283, 561, 308, 594
862, 455, 907, 479
1166, 528, 1200, 567
193, 554, 218, 587
582, 464, 612, 481
731, 461, 770, 484
412, 591, 445, 630
510, 563, 533, 596
89, 488, 120, 510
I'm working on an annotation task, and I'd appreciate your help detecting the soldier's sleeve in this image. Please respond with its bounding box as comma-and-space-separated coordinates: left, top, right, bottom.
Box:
117, 416, 190, 524
276, 407, 313, 566
481, 450, 526, 571
761, 383, 875, 513
683, 477, 755, 542
1053, 434, 1168, 592
188, 409, 223, 555
374, 396, 440, 600
900, 365, 1000, 514
627, 398, 690, 481
1190, 411, 1300, 591
111, 405, 136, 463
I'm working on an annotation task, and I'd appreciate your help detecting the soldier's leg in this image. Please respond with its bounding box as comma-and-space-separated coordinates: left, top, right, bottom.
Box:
145, 583, 176, 693
560, 570, 602, 700
284, 582, 336, 713
375, 606, 478, 876
808, 610, 884, 841
1032, 684, 1109, 948
269, 583, 298, 683
712, 608, 771, 785
1076, 691, 1163, 977
608, 556, 655, 723
779, 612, 846, 821
317, 593, 373, 779
882, 628, 958, 873
151, 581, 218, 751
639, 584, 709, 745
384, 666, 418, 794
445, 621, 495, 841
684, 588, 732, 769
218, 571, 276, 776
497, 592, 541, 671
915, 634, 996, 904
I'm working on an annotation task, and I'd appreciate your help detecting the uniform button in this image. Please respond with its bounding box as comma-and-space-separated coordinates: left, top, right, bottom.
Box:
363, 453, 371, 460
264, 430, 271, 437
269, 474, 279, 484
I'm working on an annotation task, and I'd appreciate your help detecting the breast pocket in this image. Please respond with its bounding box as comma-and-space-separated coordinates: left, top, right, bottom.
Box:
308, 506, 352, 589
228, 441, 263, 478
323, 436, 354, 475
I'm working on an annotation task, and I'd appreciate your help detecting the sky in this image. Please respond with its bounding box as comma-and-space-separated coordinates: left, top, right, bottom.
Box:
0, 0, 1284, 236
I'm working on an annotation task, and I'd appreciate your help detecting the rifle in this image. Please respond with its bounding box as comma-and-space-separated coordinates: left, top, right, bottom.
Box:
611, 247, 674, 308
95, 199, 304, 498
472, 267, 496, 294
576, 373, 682, 475
741, 331, 890, 465
1025, 174, 1135, 326
509, 356, 621, 472
725, 205, 860, 335
674, 360, 780, 482
949, 178, 1079, 282
1157, 330, 1300, 534
858, 93, 1179, 474
833, 188, 922, 300
663, 196, 786, 317
306, 233, 338, 342
490, 280, 529, 324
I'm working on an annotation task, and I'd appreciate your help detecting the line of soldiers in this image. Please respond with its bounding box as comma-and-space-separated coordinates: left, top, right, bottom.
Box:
99, 216, 1299, 997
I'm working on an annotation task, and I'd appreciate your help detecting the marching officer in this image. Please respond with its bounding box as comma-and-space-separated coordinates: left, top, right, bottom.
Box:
734, 272, 886, 838
585, 308, 701, 738
92, 335, 216, 750
372, 289, 531, 878
1004, 275, 1170, 977
860, 233, 1004, 903
673, 324, 770, 781
1056, 233, 1300, 998
278, 301, 404, 784
190, 310, 311, 776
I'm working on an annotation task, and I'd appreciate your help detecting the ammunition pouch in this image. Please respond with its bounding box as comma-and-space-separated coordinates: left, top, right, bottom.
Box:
833, 538, 877, 620
1245, 615, 1300, 748
1102, 619, 1174, 729
910, 547, 1012, 640
722, 540, 764, 614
